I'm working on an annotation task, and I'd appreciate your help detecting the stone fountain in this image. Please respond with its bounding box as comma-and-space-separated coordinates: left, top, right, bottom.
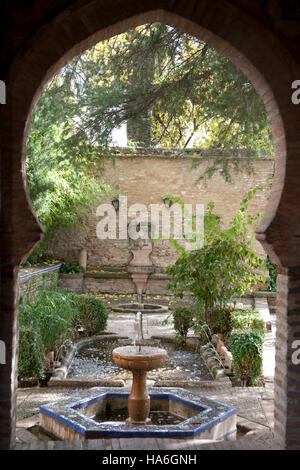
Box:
128, 238, 153, 309
112, 312, 167, 424
39, 313, 237, 439
112, 224, 168, 314
39, 271, 237, 441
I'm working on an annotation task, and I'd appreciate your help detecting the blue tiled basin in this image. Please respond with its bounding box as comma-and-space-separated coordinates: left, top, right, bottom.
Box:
40, 387, 237, 441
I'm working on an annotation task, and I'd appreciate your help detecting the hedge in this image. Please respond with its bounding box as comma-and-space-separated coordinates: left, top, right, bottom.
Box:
74, 295, 108, 336
229, 329, 264, 386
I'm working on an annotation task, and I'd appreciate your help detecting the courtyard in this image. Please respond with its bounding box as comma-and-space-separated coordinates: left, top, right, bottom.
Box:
1, 0, 300, 453
15, 262, 278, 449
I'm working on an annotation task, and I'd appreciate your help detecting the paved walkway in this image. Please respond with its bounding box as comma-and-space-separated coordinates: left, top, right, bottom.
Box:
14, 430, 281, 450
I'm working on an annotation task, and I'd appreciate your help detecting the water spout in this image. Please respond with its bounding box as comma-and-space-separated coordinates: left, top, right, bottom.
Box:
136, 311, 143, 352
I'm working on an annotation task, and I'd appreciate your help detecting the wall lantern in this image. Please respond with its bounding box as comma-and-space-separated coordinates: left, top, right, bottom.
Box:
163, 197, 172, 208
111, 197, 120, 211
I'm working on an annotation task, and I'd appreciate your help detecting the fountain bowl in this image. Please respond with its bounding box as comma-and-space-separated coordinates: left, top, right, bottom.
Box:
111, 303, 168, 314
112, 346, 167, 371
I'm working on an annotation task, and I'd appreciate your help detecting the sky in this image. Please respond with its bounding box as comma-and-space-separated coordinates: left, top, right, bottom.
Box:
110, 122, 128, 146
109, 121, 205, 148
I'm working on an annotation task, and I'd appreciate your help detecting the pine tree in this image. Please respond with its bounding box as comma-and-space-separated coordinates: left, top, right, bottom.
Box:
27, 21, 274, 231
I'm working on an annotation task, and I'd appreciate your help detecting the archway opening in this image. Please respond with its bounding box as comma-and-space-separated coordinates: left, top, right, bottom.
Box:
19, 18, 277, 442
2, 4, 292, 450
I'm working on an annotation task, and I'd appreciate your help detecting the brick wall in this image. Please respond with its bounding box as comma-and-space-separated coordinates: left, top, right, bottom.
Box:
44, 150, 274, 269
18, 265, 61, 303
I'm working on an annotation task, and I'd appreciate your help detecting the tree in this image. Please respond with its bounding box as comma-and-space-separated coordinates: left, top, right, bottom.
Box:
26, 22, 274, 261
26, 82, 114, 262
165, 188, 266, 327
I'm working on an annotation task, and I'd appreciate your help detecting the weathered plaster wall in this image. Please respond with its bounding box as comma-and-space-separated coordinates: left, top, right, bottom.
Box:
45, 150, 274, 269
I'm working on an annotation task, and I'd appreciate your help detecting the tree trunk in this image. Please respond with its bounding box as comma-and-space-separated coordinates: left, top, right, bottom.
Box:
127, 108, 152, 147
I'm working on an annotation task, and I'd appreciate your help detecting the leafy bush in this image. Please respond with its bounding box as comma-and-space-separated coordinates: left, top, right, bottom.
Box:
201, 307, 233, 338
75, 295, 108, 336
231, 309, 266, 335
19, 288, 78, 354
171, 306, 194, 345
229, 330, 264, 386
166, 188, 266, 330
60, 261, 84, 274
18, 288, 108, 380
38, 289, 78, 352
265, 256, 277, 292
26, 248, 47, 265
18, 324, 46, 380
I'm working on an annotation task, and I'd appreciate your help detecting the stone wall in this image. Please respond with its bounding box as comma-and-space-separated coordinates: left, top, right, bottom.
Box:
45, 149, 274, 270
81, 271, 170, 295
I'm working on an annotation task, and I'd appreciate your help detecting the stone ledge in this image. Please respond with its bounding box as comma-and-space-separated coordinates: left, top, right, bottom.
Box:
84, 271, 171, 280
49, 334, 128, 383
154, 379, 231, 389
85, 271, 131, 279
19, 264, 62, 279
200, 343, 229, 380
49, 379, 125, 388
108, 146, 273, 160
237, 416, 270, 433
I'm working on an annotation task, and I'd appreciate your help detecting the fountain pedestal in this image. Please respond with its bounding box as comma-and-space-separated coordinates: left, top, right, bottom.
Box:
126, 371, 151, 424
112, 346, 167, 425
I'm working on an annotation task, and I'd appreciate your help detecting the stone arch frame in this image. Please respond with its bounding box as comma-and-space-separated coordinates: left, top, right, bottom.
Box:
1, 0, 300, 450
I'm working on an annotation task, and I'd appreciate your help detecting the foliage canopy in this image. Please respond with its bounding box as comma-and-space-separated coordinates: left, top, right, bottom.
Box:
27, 22, 273, 193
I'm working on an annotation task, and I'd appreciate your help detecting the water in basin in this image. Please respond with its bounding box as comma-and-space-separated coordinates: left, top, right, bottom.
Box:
93, 409, 184, 425
67, 339, 212, 382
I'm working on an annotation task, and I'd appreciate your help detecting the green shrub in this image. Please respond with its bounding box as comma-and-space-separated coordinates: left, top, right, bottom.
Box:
19, 288, 78, 354
166, 189, 266, 331
202, 307, 233, 337
229, 330, 264, 386
18, 324, 46, 380
36, 289, 77, 352
172, 306, 194, 344
26, 246, 47, 265
75, 295, 108, 336
231, 309, 266, 335
60, 261, 84, 274
265, 256, 277, 292
18, 288, 108, 380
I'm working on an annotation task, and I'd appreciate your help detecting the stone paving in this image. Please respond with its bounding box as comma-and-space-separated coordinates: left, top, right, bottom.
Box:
15, 293, 277, 449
